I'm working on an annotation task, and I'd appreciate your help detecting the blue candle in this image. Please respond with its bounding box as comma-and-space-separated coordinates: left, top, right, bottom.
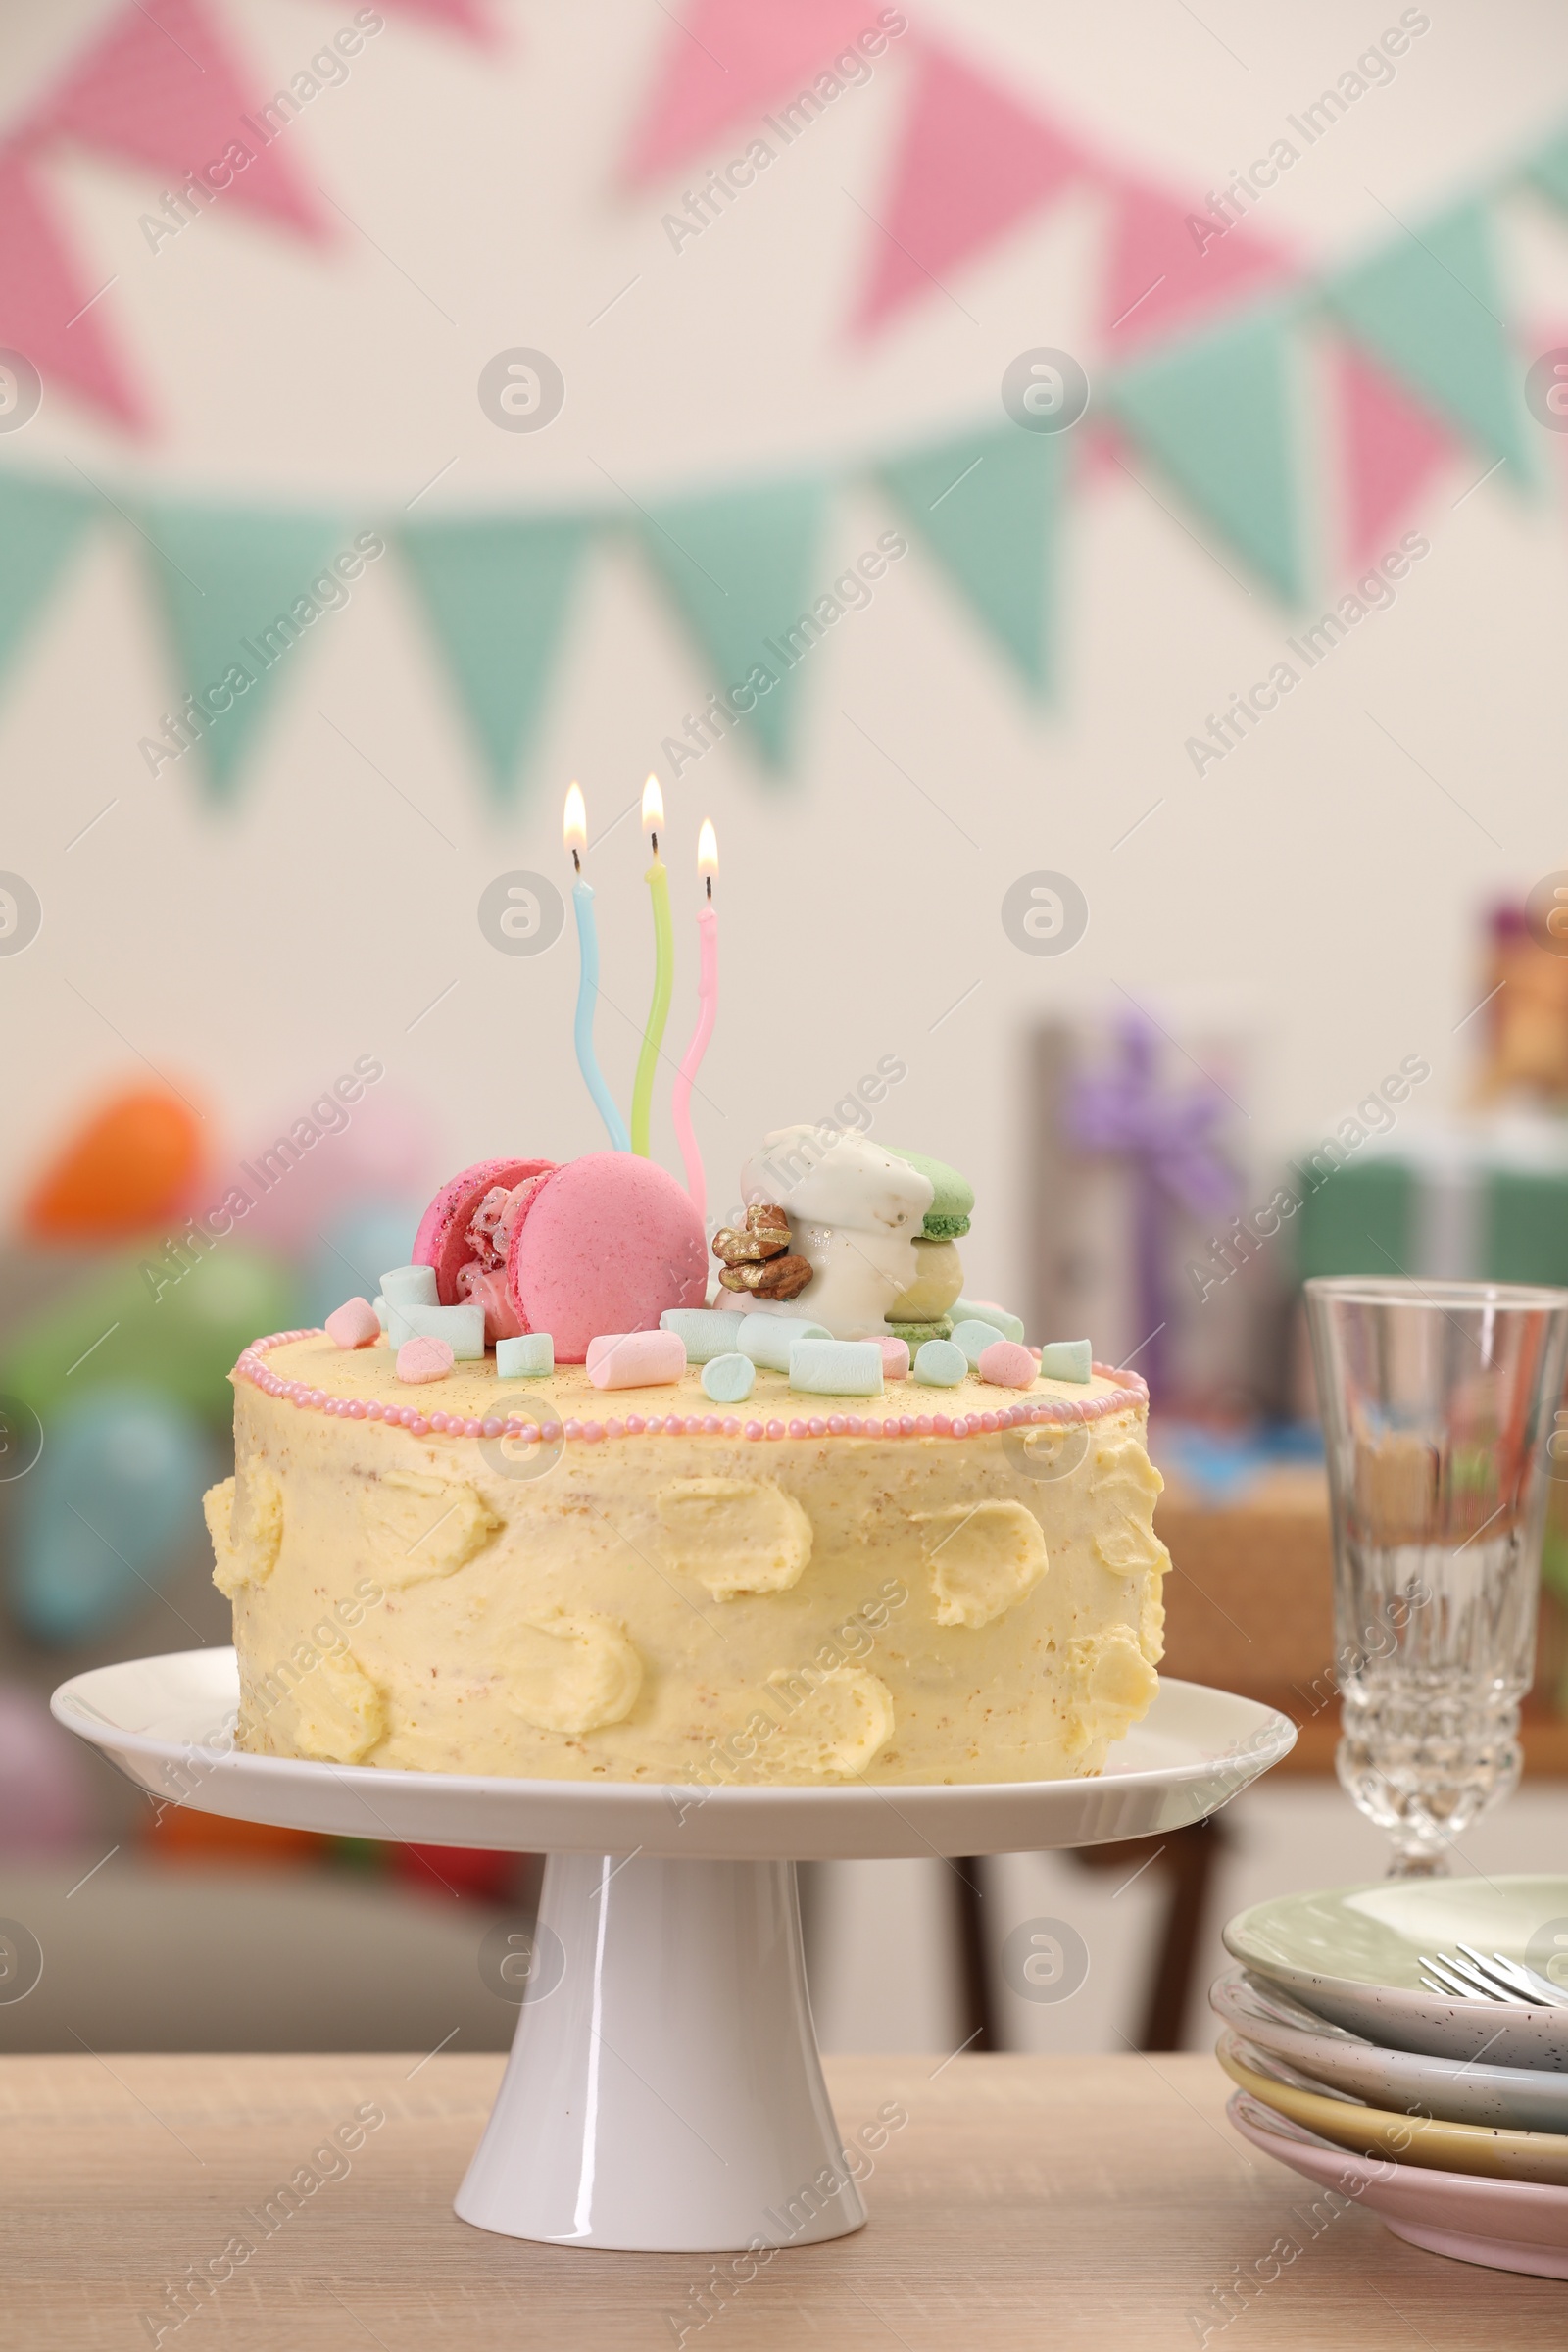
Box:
564, 784, 629, 1152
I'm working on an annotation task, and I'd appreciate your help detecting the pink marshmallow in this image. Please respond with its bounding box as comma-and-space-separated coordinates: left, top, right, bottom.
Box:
878, 1337, 910, 1381
586, 1329, 687, 1390
457, 1260, 524, 1344
978, 1339, 1038, 1390
325, 1297, 380, 1349
397, 1335, 455, 1385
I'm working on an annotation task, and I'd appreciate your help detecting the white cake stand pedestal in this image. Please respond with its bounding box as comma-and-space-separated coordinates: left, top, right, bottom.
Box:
53, 1651, 1293, 2253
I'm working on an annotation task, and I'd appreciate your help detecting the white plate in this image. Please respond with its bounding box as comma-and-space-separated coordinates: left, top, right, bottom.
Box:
1223, 1877, 1568, 2072
1228, 2090, 1568, 2278
51, 1649, 1294, 1862
1212, 1968, 1568, 2133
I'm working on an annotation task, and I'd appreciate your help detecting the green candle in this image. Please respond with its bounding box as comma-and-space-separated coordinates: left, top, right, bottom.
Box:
631, 774, 674, 1158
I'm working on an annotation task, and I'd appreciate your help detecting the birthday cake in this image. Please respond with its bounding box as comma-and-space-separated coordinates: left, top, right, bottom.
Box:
207, 1128, 1170, 1787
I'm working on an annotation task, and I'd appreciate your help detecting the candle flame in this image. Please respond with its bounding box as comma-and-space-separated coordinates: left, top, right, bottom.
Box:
697, 818, 718, 879
563, 781, 587, 857
642, 774, 664, 833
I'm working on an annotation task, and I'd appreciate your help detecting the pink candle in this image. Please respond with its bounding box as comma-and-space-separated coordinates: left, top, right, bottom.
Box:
672, 819, 718, 1220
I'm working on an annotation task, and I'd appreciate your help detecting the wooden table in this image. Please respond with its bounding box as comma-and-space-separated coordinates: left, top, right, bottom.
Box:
5, 2054, 1564, 2348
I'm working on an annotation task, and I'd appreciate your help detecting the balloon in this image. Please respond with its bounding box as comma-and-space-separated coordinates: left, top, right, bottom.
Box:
300, 1200, 423, 1333
11, 1387, 214, 1645
0, 1682, 95, 1852
238, 1088, 439, 1257
22, 1087, 205, 1240
0, 1243, 298, 1428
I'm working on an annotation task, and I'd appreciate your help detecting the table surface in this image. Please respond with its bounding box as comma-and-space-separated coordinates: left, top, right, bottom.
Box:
6, 2053, 1565, 2350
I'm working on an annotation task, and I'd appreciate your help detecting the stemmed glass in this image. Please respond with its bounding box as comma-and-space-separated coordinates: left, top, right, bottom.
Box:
1304, 1276, 1568, 1877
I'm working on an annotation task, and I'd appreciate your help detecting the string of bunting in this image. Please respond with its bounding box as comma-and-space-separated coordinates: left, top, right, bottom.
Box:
0, 0, 1564, 804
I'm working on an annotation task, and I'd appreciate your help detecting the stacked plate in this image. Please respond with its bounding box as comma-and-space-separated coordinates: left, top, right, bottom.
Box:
1215, 1874, 1568, 2278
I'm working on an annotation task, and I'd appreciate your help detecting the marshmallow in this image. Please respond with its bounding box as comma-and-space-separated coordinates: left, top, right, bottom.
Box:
789, 1338, 885, 1397
381, 1264, 440, 1307
386, 1300, 486, 1360
496, 1333, 553, 1379
978, 1339, 1038, 1390
702, 1351, 756, 1405
661, 1307, 753, 1364
913, 1339, 966, 1387
325, 1297, 380, 1349
879, 1337, 910, 1381
397, 1335, 453, 1384
588, 1330, 687, 1390
953, 1298, 1025, 1345
951, 1318, 1007, 1369
1038, 1338, 1094, 1384
734, 1315, 831, 1372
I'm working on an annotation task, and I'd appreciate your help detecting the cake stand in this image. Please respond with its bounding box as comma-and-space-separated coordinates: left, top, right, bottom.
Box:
53, 1650, 1294, 2253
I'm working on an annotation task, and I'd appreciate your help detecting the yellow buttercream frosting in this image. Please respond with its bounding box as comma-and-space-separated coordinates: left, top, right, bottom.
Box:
216, 1337, 1171, 1786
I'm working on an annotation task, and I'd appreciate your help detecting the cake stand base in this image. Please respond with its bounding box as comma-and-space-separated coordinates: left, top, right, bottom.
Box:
457, 1852, 860, 2250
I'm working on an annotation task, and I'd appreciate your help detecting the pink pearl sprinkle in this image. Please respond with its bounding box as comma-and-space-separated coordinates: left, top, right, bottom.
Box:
481, 1417, 502, 1439
291, 1390, 308, 1408
564, 1419, 581, 1439
581, 1421, 604, 1443
412, 1414, 433, 1437
702, 1415, 720, 1435
605, 1418, 623, 1440
307, 1390, 325, 1408
722, 1417, 740, 1436
518, 1423, 540, 1443
915, 1414, 932, 1435
845, 1415, 863, 1435
788, 1419, 807, 1439
645, 1415, 664, 1434
806, 1417, 824, 1438
745, 1421, 763, 1440
981, 1412, 999, 1433
541, 1421, 562, 1443
625, 1415, 645, 1435
765, 1419, 785, 1440
367, 1401, 383, 1420
429, 1413, 449, 1433
883, 1417, 900, 1437
827, 1415, 845, 1435
348, 1400, 366, 1420
682, 1416, 701, 1436
951, 1420, 967, 1439
900, 1416, 916, 1435
464, 1418, 482, 1439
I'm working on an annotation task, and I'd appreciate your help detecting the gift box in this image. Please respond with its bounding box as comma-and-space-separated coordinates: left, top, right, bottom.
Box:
1293, 1115, 1568, 1286
1025, 1013, 1274, 1414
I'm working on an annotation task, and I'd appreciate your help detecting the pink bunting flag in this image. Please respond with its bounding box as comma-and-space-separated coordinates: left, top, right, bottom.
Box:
622, 0, 892, 184
0, 149, 145, 431
1100, 177, 1291, 354
379, 0, 501, 40
34, 0, 322, 240
854, 39, 1081, 335
1334, 343, 1455, 572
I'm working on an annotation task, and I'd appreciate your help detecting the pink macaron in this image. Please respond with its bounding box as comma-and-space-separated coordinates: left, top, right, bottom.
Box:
413, 1157, 557, 1309
506, 1153, 708, 1362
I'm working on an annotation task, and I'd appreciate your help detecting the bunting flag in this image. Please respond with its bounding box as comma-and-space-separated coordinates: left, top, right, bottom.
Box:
634, 481, 826, 770
1323, 202, 1531, 485
0, 473, 93, 684
0, 153, 145, 432
399, 515, 589, 802
137, 506, 346, 798
621, 0, 879, 184
380, 0, 501, 40
880, 427, 1067, 690
1100, 179, 1294, 355
33, 0, 322, 240
1334, 346, 1456, 571
854, 42, 1080, 336
1107, 305, 1304, 603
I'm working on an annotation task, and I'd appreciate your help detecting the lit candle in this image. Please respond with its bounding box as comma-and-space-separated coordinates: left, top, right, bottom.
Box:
564, 782, 629, 1152
630, 775, 674, 1160
672, 818, 719, 1219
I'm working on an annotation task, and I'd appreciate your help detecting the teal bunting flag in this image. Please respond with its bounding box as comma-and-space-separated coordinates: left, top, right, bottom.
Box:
0, 473, 93, 683
137, 505, 348, 801
1107, 304, 1306, 604
398, 514, 590, 803
1322, 202, 1532, 486
634, 480, 825, 771
1525, 120, 1568, 213
879, 427, 1068, 691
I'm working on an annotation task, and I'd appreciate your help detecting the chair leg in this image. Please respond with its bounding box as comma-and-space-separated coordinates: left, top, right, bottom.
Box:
950, 1857, 995, 2052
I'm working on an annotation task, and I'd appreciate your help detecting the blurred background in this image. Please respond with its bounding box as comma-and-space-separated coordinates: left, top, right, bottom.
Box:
4, 0, 1568, 2060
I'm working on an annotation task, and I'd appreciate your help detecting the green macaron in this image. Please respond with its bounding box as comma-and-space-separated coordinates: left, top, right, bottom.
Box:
886, 1149, 973, 1240
885, 1315, 954, 1347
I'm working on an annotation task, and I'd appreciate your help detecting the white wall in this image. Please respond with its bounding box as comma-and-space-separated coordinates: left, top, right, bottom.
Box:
6, 0, 1568, 1301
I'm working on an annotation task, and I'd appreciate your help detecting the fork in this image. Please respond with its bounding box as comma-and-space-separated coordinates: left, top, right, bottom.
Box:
1418, 1942, 1568, 2009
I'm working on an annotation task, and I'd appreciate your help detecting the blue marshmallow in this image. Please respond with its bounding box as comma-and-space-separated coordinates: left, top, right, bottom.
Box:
702, 1351, 756, 1404
387, 1300, 486, 1359
1038, 1338, 1093, 1384
381, 1264, 439, 1307
496, 1332, 554, 1379
734, 1315, 831, 1372
952, 1298, 1026, 1345
661, 1308, 754, 1364
789, 1339, 885, 1397
912, 1339, 966, 1387
951, 1318, 1007, 1369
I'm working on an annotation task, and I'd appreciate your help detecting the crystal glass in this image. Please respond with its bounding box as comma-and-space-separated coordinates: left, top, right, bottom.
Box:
1305, 1276, 1568, 1876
